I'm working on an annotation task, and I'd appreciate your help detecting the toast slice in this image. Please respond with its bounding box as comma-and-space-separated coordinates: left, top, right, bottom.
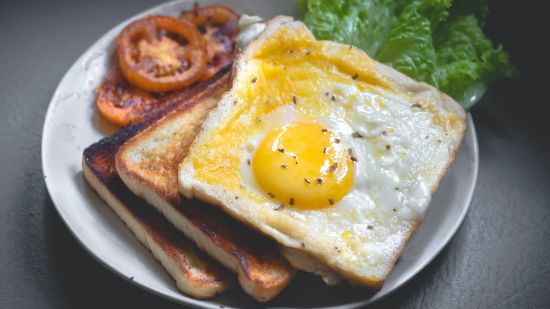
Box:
82, 69, 235, 298
179, 17, 467, 288
115, 69, 295, 302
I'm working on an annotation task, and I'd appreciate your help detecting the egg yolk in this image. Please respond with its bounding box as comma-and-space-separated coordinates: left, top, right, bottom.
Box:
252, 123, 354, 209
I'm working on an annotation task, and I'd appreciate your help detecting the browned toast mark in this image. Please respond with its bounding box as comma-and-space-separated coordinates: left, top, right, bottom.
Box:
114, 69, 296, 302
82, 68, 233, 299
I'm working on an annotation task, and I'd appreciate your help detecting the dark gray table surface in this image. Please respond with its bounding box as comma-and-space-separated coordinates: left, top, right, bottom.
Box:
1, 0, 549, 308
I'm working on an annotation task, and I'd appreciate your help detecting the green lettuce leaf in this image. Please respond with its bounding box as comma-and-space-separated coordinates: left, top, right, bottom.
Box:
433, 15, 516, 109
299, 0, 517, 110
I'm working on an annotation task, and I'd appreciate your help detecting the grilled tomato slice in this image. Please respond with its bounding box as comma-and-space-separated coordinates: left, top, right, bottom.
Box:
116, 15, 206, 93
180, 4, 239, 80
96, 66, 165, 126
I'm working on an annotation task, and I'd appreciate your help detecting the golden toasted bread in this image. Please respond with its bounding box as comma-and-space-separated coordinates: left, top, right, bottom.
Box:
179, 17, 466, 288
115, 69, 295, 302
82, 69, 235, 298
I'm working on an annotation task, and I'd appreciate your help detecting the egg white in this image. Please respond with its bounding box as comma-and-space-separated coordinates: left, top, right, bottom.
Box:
239, 81, 436, 223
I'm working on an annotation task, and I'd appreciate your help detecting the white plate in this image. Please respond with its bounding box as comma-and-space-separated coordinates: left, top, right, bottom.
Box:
41, 1, 479, 308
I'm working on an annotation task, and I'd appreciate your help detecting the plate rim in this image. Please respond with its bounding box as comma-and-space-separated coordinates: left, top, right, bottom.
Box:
41, 1, 479, 308
372, 115, 479, 304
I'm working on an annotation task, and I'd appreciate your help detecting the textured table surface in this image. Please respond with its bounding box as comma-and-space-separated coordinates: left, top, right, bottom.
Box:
1, 0, 549, 308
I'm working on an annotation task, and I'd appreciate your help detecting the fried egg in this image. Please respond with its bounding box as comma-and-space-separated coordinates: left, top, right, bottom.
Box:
240, 105, 355, 210
180, 16, 466, 288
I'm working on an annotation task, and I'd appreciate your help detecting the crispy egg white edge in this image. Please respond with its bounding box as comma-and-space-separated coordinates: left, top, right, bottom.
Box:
179, 16, 467, 285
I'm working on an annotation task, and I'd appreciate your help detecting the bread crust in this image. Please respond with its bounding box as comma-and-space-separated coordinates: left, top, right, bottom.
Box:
115, 69, 295, 302
82, 97, 231, 298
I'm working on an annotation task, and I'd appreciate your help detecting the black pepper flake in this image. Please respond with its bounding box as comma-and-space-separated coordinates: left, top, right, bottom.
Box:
289, 198, 294, 205
349, 44, 352, 50
288, 49, 294, 54
255, 117, 262, 122
395, 187, 400, 191
350, 156, 358, 162
335, 246, 342, 254
321, 128, 328, 133
251, 77, 257, 83
281, 164, 288, 169
316, 178, 324, 184
437, 139, 442, 143
386, 144, 391, 150
334, 138, 341, 143
305, 51, 311, 55
393, 208, 397, 212
411, 103, 421, 108
235, 196, 239, 200
304, 178, 311, 184
233, 100, 237, 105
329, 163, 338, 173
301, 242, 306, 248
352, 132, 363, 138
268, 192, 275, 198
382, 131, 387, 136
367, 225, 374, 230
331, 95, 336, 101
275, 204, 285, 211
348, 148, 353, 155
329, 198, 334, 205
292, 95, 297, 104
324, 91, 329, 96
352, 73, 359, 80
322, 147, 327, 154
425, 135, 429, 139
247, 159, 251, 165
278, 148, 285, 153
